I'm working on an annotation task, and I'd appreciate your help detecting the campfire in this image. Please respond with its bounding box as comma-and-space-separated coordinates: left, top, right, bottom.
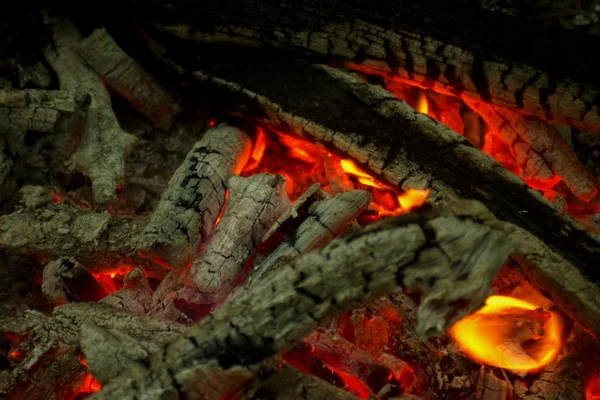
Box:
2, 2, 600, 400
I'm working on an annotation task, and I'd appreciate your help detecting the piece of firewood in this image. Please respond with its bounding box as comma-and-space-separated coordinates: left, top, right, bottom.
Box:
186, 173, 290, 303
41, 257, 110, 304
100, 266, 154, 315
190, 61, 600, 286
244, 365, 359, 400
43, 14, 137, 206
136, 0, 600, 134
137, 124, 251, 268
90, 200, 514, 399
78, 28, 181, 131
0, 192, 144, 268
463, 98, 598, 201
249, 189, 372, 283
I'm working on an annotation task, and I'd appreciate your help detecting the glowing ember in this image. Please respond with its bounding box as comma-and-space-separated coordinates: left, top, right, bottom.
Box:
327, 366, 372, 399
397, 189, 429, 212
450, 296, 563, 372
8, 350, 22, 358
245, 127, 267, 171
587, 374, 600, 400
91, 264, 136, 294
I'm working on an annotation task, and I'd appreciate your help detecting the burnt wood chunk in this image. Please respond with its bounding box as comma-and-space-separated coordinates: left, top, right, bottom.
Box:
137, 124, 251, 268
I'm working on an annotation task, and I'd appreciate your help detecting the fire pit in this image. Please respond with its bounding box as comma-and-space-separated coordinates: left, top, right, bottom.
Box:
1, 2, 600, 399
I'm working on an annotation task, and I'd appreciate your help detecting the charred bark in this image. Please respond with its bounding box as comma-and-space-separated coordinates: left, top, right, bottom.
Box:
190, 61, 600, 287
134, 0, 600, 134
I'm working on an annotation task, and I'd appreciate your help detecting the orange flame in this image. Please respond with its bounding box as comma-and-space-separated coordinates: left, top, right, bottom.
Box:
587, 374, 600, 400
450, 296, 563, 372
245, 127, 268, 171
416, 92, 429, 115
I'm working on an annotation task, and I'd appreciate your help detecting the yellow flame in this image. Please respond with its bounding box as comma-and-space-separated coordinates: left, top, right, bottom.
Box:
450, 295, 563, 372
397, 189, 429, 212
417, 92, 429, 115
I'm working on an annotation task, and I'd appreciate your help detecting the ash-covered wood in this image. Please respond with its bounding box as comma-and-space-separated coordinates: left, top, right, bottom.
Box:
464, 98, 598, 201
187, 173, 290, 303
136, 0, 600, 134
137, 124, 251, 268
43, 14, 137, 206
91, 200, 514, 399
191, 61, 600, 286
78, 28, 181, 131
249, 189, 372, 283
0, 193, 144, 268
41, 257, 109, 304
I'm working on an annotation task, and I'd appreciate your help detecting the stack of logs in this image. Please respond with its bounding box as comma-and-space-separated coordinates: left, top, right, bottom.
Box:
1, 3, 600, 400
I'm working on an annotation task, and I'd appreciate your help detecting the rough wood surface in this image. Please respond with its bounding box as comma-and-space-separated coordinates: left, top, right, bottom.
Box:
91, 200, 514, 399
137, 124, 251, 268
249, 189, 372, 283
43, 14, 137, 206
100, 266, 154, 315
78, 27, 180, 131
191, 61, 600, 285
187, 173, 290, 303
0, 197, 143, 268
463, 98, 598, 201
137, 0, 600, 134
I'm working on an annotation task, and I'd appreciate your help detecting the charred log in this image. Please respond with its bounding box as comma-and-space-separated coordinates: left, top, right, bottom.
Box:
91, 200, 514, 399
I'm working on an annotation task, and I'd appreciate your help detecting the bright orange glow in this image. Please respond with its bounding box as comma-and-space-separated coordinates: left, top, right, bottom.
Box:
340, 159, 372, 179
91, 264, 136, 294
450, 295, 563, 372
327, 366, 371, 399
8, 350, 21, 358
75, 357, 102, 395
289, 147, 316, 163
416, 91, 429, 115
245, 127, 268, 171
397, 189, 429, 212
587, 374, 600, 400
52, 194, 62, 205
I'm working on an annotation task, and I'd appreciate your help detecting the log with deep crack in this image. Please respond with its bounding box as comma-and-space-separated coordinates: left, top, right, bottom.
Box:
136, 124, 251, 269
0, 302, 185, 400
185, 173, 291, 303
43, 14, 137, 206
189, 62, 600, 330
90, 200, 514, 399
134, 0, 600, 134
248, 189, 372, 284
78, 27, 181, 131
462, 97, 598, 201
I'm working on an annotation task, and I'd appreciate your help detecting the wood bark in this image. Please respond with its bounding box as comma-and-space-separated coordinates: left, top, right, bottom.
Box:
137, 124, 251, 268
186, 173, 290, 303
100, 266, 154, 315
78, 28, 181, 131
135, 0, 600, 134
249, 189, 372, 283
43, 14, 137, 206
91, 200, 514, 399
41, 257, 110, 304
190, 61, 600, 286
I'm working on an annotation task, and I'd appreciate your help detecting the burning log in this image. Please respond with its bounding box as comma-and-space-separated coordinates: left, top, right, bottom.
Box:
191, 61, 600, 286
463, 98, 598, 201
42, 257, 110, 304
90, 200, 514, 399
137, 124, 251, 268
249, 189, 372, 283
43, 14, 137, 206
135, 0, 600, 134
186, 173, 290, 303
77, 28, 181, 131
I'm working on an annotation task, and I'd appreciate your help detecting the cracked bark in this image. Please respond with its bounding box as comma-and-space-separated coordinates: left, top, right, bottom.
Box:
135, 0, 600, 134
137, 124, 251, 269
248, 189, 372, 284
78, 27, 181, 131
43, 14, 137, 206
190, 61, 600, 288
90, 200, 514, 399
186, 173, 290, 303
